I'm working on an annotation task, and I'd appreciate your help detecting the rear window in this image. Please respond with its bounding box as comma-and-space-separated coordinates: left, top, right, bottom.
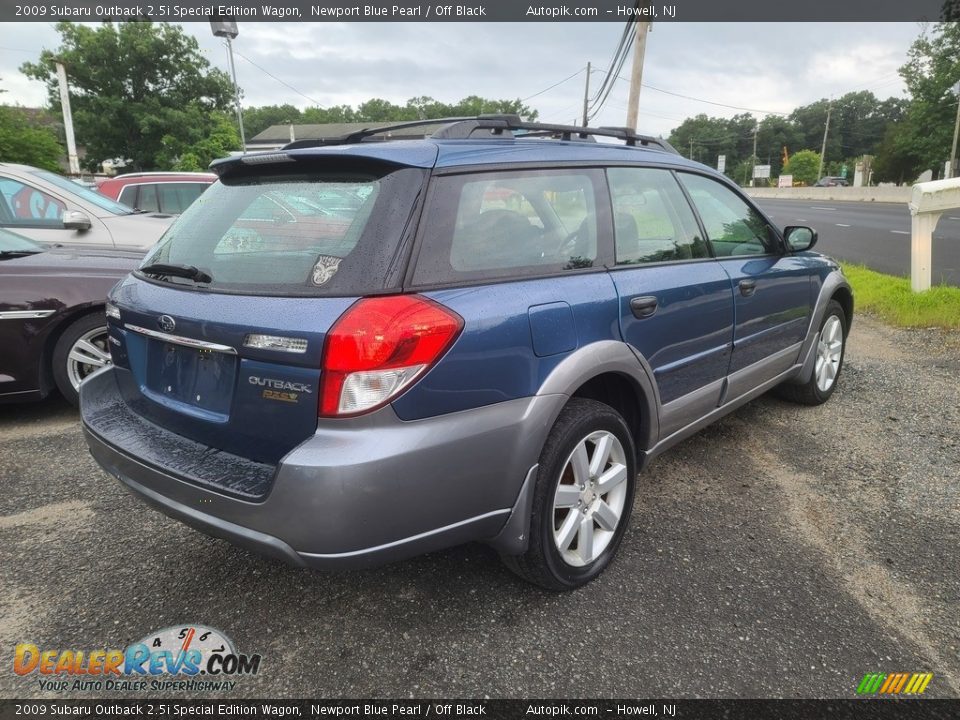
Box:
138, 163, 426, 296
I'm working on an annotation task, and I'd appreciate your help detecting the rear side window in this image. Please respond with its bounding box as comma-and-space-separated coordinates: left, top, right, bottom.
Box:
137, 186, 160, 213
678, 173, 778, 256
413, 168, 604, 285
608, 167, 708, 265
139, 163, 426, 296
157, 182, 208, 213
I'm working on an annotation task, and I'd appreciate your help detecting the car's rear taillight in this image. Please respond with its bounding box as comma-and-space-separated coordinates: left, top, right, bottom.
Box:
319, 295, 463, 417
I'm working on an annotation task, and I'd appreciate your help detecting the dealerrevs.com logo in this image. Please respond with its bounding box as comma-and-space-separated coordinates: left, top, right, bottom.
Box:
14, 624, 261, 693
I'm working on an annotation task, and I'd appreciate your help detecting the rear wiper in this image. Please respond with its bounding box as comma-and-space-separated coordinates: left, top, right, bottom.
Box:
0, 250, 43, 259
140, 262, 212, 284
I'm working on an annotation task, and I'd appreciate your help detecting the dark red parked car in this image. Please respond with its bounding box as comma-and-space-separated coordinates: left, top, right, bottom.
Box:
0, 228, 139, 405
97, 172, 216, 214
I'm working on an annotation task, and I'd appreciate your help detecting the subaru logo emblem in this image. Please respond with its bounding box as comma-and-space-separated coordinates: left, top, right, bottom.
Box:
157, 315, 176, 333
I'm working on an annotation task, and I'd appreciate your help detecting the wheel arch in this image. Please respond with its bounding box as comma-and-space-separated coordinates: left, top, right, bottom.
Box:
40, 303, 107, 395
537, 340, 660, 454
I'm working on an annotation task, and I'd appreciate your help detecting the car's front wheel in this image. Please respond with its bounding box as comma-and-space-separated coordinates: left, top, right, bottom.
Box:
52, 312, 112, 406
777, 299, 847, 406
502, 398, 637, 591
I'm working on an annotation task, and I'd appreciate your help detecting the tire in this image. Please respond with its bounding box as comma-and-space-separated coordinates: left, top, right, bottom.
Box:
776, 299, 847, 406
52, 312, 112, 407
502, 398, 637, 591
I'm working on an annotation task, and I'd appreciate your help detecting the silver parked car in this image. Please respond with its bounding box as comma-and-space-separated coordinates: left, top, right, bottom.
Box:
0, 163, 174, 251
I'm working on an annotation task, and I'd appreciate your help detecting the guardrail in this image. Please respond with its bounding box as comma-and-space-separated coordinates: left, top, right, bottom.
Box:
745, 187, 913, 203
908, 177, 960, 291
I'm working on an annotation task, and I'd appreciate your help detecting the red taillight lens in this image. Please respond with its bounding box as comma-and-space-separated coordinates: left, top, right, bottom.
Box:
319, 295, 463, 417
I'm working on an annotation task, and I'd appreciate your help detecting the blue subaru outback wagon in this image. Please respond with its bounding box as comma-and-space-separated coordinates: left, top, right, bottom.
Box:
80, 116, 852, 590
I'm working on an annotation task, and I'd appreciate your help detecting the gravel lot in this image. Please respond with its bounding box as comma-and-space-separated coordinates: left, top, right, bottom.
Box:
1, 315, 958, 699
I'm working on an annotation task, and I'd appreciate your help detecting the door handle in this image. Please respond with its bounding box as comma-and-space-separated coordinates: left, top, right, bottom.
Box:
738, 279, 757, 297
630, 295, 658, 318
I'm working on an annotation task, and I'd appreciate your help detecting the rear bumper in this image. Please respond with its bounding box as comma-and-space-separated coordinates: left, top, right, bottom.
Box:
81, 368, 564, 569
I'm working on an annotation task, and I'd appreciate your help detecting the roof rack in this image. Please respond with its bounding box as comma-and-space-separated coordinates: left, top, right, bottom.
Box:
434, 115, 678, 153
283, 117, 478, 149
282, 115, 677, 154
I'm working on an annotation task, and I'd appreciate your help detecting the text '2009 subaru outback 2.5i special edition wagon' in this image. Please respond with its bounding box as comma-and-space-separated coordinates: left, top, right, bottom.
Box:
80, 116, 852, 590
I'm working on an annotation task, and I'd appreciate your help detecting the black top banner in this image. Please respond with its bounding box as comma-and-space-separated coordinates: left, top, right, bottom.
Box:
2, 699, 960, 720
2, 0, 959, 23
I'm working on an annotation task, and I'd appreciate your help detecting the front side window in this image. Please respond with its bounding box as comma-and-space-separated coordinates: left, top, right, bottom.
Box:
413, 168, 602, 285
117, 185, 138, 209
678, 173, 778, 257
608, 167, 708, 265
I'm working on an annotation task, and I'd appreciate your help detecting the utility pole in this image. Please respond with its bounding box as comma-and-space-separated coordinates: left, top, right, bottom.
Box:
949, 81, 960, 179
817, 100, 832, 181
53, 60, 80, 175
689, 138, 693, 160
625, 16, 651, 131
750, 121, 758, 187
581, 61, 591, 126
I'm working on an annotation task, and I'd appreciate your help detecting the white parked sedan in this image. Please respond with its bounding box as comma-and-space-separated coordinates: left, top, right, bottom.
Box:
0, 163, 174, 251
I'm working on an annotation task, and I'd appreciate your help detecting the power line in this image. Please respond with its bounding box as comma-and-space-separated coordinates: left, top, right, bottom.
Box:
232, 49, 321, 106
520, 67, 587, 103
614, 74, 789, 116
586, 10, 638, 120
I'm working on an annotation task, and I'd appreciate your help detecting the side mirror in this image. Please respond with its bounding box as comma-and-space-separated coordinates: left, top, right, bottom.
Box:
62, 210, 92, 232
784, 225, 817, 252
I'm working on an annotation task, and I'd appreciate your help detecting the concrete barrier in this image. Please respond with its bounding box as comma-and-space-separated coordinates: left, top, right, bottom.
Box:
908, 177, 960, 291
745, 187, 913, 203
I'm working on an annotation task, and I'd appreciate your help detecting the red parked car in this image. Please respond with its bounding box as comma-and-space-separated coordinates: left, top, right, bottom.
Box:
97, 172, 216, 215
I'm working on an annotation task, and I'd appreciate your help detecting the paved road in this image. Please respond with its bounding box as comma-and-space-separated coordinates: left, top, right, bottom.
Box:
1, 318, 958, 700
755, 199, 960, 287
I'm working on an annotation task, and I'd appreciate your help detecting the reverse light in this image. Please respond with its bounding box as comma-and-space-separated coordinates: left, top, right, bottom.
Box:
244, 333, 308, 354
319, 295, 463, 417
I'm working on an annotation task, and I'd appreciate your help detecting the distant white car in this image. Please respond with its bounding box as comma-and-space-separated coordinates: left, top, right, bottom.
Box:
0, 163, 174, 251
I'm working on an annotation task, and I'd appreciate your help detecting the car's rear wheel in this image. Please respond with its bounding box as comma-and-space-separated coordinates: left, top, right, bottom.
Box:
53, 313, 112, 406
777, 299, 847, 406
502, 398, 636, 591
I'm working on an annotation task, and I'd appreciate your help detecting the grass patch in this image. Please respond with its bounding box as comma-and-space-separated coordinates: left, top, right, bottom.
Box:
840, 263, 960, 329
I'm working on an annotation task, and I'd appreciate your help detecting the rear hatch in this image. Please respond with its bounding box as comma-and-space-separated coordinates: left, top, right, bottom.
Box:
106, 152, 431, 465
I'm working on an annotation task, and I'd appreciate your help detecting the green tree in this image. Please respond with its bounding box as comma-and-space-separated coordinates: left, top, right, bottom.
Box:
158, 113, 239, 171
783, 149, 821, 186
21, 22, 235, 171
0, 106, 63, 171
243, 104, 302, 138
890, 22, 960, 179
872, 124, 923, 184
757, 115, 803, 177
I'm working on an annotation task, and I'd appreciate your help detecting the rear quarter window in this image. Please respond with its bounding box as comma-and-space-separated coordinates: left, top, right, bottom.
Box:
412, 168, 608, 286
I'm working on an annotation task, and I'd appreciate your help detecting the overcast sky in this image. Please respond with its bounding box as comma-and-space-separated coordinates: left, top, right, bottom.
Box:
0, 22, 921, 137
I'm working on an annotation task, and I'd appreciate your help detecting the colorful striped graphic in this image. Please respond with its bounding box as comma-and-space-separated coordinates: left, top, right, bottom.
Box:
857, 672, 933, 695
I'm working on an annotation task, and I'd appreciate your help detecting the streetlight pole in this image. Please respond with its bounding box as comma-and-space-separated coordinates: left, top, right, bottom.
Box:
209, 18, 246, 154
224, 36, 246, 152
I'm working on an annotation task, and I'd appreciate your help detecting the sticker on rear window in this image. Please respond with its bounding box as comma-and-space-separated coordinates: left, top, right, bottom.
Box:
311, 255, 342, 286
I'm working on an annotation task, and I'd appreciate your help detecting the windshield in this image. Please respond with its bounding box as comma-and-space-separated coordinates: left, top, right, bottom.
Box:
29, 169, 135, 215
0, 227, 44, 253
138, 163, 426, 296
